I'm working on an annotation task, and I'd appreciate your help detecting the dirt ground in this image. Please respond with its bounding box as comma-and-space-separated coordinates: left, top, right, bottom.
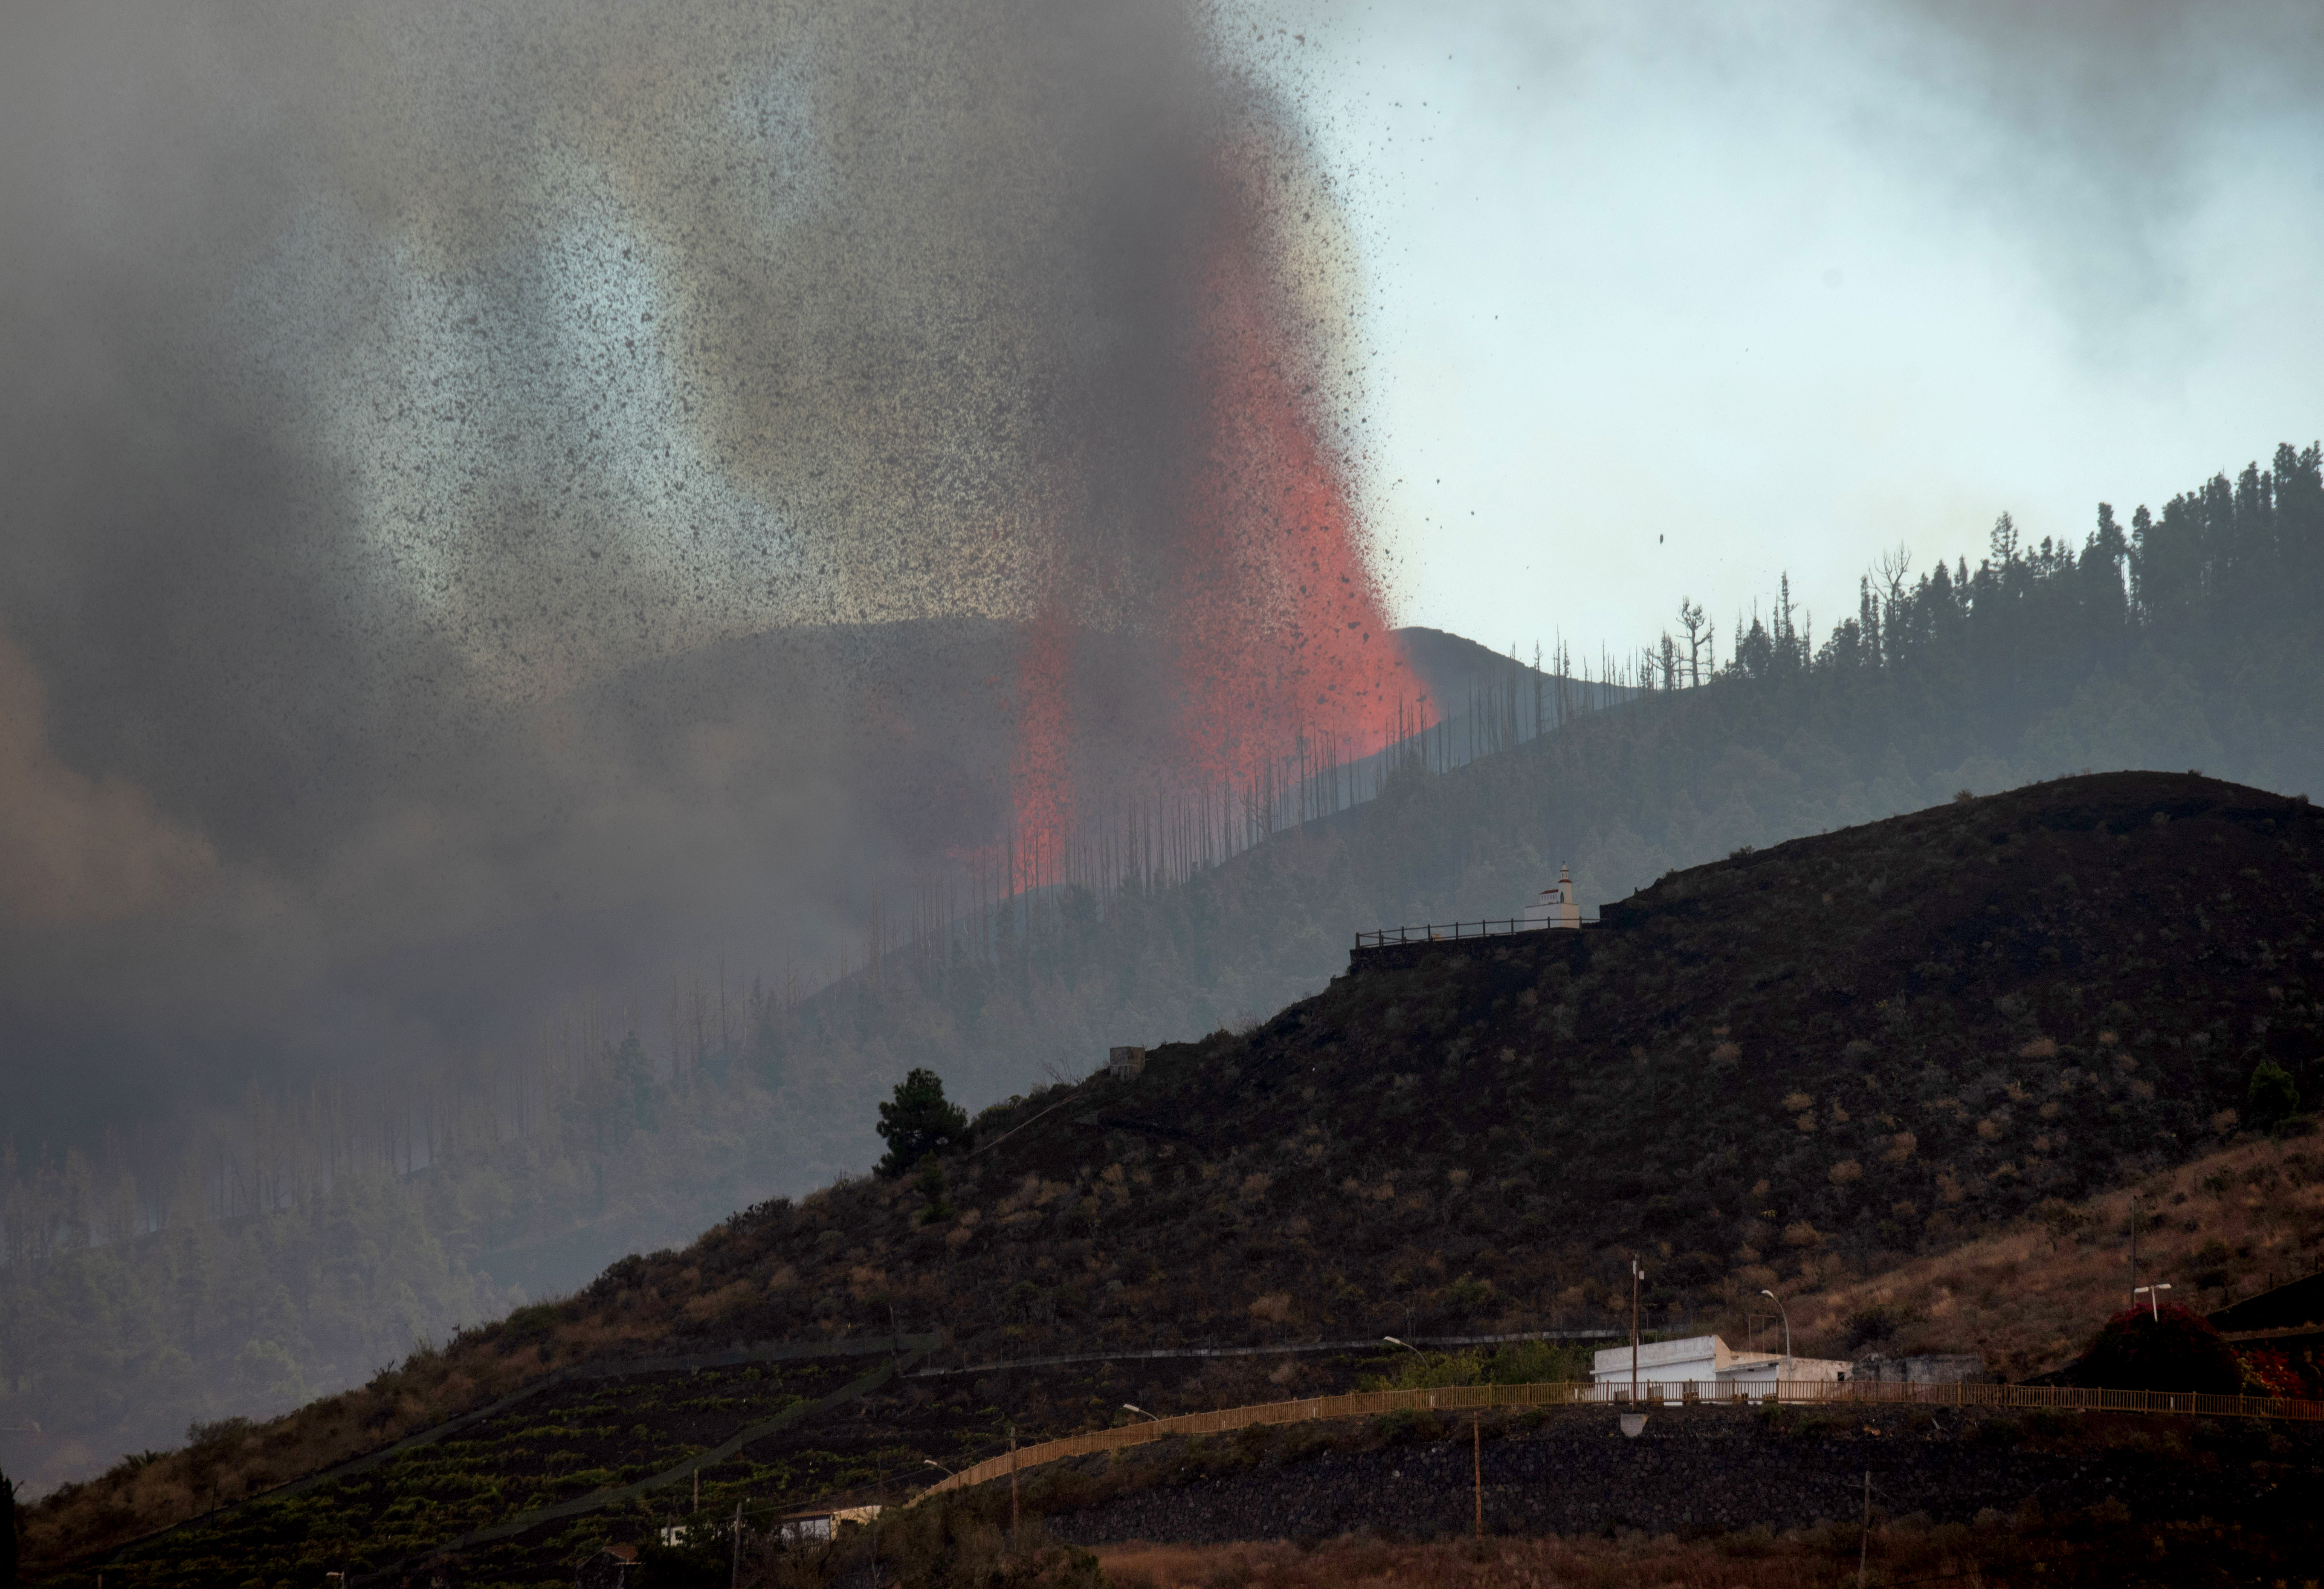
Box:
1088, 1518, 2319, 1589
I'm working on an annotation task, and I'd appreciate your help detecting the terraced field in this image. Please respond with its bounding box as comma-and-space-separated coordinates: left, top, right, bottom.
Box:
79, 1346, 948, 1587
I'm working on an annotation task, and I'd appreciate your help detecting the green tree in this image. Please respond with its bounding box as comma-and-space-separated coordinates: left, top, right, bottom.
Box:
876, 1068, 968, 1179
2247, 1059, 2300, 1129
3, 1462, 16, 1589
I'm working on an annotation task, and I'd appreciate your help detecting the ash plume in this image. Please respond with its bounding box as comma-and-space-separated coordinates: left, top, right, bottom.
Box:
0, 0, 1424, 1139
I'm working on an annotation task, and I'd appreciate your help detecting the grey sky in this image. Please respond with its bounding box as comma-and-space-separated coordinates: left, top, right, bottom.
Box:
1255, 0, 2324, 662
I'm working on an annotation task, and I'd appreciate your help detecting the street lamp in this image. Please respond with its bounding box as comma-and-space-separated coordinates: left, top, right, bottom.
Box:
2134, 1282, 2173, 1321
1759, 1288, 1792, 1385
922, 1458, 957, 1479
1383, 1336, 1423, 1355
1121, 1404, 1162, 1423
1631, 1257, 1646, 1404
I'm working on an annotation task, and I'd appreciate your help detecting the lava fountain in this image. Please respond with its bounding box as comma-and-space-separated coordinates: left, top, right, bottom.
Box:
1004, 136, 1432, 893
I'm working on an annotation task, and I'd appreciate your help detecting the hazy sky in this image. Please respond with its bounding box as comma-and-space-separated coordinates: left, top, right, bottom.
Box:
1253, 0, 2324, 663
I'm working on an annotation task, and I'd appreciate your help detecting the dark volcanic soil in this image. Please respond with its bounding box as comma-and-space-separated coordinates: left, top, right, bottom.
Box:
1035, 1405, 2321, 1548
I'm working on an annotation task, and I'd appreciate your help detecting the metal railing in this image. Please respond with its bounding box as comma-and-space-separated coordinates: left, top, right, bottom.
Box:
915, 1376, 2324, 1501
1353, 917, 1596, 949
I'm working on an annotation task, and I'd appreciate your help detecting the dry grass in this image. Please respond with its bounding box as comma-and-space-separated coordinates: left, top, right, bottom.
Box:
1770, 1132, 2324, 1378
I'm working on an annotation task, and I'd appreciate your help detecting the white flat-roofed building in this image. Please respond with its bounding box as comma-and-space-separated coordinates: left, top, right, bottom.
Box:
1523, 865, 1586, 930
1591, 1334, 1852, 1398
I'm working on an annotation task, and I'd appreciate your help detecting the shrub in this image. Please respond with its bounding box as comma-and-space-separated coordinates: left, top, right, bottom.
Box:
1373, 1408, 1442, 1445
1445, 1273, 1495, 1312
2246, 1061, 2299, 1130
185, 1417, 253, 1449
1842, 1302, 1915, 1353
2022, 1408, 2072, 1439
2075, 1304, 2242, 1394
500, 1300, 569, 1350
916, 1159, 956, 1223
2237, 1348, 2321, 1400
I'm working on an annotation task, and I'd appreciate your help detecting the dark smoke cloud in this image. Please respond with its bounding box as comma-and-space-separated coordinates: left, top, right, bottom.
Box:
1879, 0, 2324, 322
0, 0, 1388, 1139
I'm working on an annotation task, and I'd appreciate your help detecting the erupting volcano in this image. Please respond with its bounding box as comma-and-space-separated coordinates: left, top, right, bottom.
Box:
1001, 139, 1432, 893
0, 0, 1441, 1128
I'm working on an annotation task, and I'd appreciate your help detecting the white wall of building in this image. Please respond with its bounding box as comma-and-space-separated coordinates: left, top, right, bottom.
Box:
1590, 1334, 1852, 1398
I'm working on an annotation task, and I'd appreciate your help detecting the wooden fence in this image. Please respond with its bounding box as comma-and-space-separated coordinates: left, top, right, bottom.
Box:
1354, 918, 1594, 949
916, 1376, 2324, 1501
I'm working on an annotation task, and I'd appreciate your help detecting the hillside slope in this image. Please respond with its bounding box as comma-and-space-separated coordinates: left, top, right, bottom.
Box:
23, 770, 2323, 1575
704, 771, 2324, 1360
1788, 1130, 2323, 1381
15, 442, 2321, 1502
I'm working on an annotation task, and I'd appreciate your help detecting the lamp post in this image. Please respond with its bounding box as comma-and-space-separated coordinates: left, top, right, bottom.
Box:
922, 1458, 957, 1479
1383, 1336, 1422, 1355
1759, 1288, 1791, 1388
1121, 1404, 1162, 1424
2134, 1282, 2172, 1321
1631, 1256, 1645, 1404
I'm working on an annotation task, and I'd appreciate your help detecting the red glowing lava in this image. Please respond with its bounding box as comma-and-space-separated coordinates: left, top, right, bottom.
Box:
1009, 601, 1075, 894
1167, 147, 1426, 785
1002, 142, 1433, 891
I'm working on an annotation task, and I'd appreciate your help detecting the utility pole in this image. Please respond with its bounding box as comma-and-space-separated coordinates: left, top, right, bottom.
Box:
1857, 1470, 1871, 1588
1472, 1414, 1483, 1542
2128, 1193, 2139, 1307
1760, 1288, 1793, 1386
1630, 1255, 1644, 1403
729, 1499, 742, 1589
1008, 1422, 1019, 1540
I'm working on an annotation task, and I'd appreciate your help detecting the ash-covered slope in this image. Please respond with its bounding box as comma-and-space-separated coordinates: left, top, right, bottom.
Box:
649, 770, 2322, 1361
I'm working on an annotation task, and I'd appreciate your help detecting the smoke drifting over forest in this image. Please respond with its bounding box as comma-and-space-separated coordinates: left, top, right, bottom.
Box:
0, 0, 1429, 1140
